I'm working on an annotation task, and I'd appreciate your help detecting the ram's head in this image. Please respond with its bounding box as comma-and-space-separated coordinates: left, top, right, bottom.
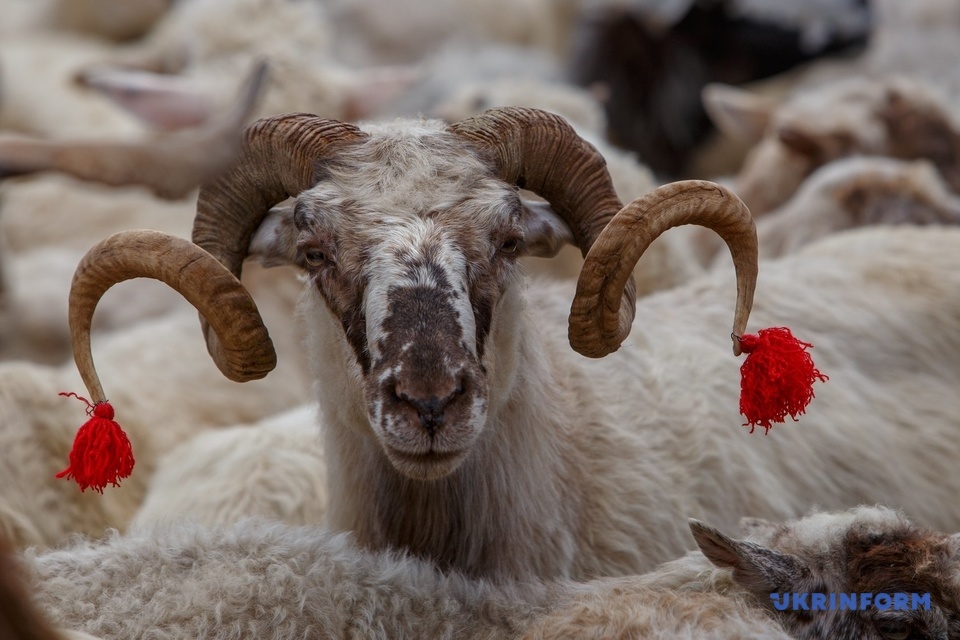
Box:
67, 108, 757, 481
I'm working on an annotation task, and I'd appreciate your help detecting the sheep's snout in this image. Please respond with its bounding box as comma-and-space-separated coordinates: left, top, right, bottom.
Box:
372, 358, 485, 480
362, 273, 490, 480
393, 372, 466, 436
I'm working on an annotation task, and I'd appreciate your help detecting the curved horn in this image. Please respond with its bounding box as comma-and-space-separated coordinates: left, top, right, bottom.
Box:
0, 59, 270, 200
70, 230, 274, 401
448, 106, 638, 350
569, 181, 757, 358
192, 113, 366, 372
448, 107, 625, 254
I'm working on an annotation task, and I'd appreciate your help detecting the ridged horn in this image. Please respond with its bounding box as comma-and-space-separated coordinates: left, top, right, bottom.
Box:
570, 181, 757, 358
192, 113, 366, 372
448, 107, 626, 254
70, 231, 275, 402
448, 106, 638, 352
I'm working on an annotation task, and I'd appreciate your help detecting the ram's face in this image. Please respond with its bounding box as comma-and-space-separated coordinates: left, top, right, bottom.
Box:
289, 128, 533, 480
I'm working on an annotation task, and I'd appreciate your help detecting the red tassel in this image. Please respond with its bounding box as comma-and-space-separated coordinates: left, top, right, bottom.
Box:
57, 392, 135, 493
737, 327, 828, 434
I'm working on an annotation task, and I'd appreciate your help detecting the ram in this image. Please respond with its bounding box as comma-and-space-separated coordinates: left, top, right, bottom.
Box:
24, 506, 960, 639
67, 108, 960, 583
706, 75, 960, 216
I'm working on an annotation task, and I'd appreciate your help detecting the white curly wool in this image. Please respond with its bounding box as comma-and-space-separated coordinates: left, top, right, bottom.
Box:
26, 506, 959, 639
22, 517, 790, 640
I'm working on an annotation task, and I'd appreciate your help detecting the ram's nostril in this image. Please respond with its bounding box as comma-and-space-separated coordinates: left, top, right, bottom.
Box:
393, 386, 459, 435
389, 368, 472, 435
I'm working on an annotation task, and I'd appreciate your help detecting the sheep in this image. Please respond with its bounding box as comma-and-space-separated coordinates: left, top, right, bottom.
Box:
706, 75, 960, 216
0, 257, 311, 549
0, 28, 159, 139
752, 155, 960, 261
19, 516, 785, 640
128, 405, 328, 531
23, 506, 960, 639
532, 504, 960, 639
702, 0, 960, 214
64, 108, 960, 584
684, 155, 960, 268
0, 59, 269, 200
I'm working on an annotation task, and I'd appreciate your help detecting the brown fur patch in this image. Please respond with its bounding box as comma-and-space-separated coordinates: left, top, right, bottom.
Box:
844, 524, 960, 614
833, 170, 957, 227
777, 126, 856, 164
879, 90, 960, 192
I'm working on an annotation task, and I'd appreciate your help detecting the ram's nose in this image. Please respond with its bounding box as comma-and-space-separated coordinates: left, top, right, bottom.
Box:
394, 374, 466, 436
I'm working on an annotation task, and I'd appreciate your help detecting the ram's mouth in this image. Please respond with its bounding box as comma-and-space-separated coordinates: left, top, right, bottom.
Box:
383, 445, 468, 481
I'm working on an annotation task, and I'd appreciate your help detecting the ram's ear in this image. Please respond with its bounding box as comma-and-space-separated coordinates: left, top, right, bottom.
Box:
247, 199, 300, 268
702, 83, 775, 144
519, 194, 574, 258
690, 519, 808, 595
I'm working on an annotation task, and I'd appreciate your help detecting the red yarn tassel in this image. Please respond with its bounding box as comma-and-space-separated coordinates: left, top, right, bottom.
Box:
57, 392, 135, 493
737, 327, 828, 434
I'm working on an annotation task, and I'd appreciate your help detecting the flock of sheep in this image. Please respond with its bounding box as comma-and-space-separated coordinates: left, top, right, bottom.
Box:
3, 0, 960, 638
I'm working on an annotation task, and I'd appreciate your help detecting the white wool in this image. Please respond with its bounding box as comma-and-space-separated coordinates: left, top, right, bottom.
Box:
130, 406, 327, 531
22, 517, 789, 639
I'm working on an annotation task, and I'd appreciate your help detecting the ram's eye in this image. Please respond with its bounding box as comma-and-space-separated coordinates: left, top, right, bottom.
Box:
500, 238, 520, 255
303, 249, 327, 267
